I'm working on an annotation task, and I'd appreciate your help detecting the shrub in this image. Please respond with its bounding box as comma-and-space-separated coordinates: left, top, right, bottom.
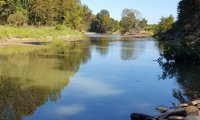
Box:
7, 12, 28, 26
54, 25, 66, 30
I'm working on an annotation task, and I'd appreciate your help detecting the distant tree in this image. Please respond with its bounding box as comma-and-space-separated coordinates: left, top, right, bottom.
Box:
0, 0, 18, 24
81, 5, 93, 31
120, 9, 142, 34
0, 0, 93, 31
140, 18, 148, 28
110, 18, 119, 32
90, 18, 101, 32
96, 9, 111, 33
155, 15, 175, 34
7, 11, 27, 26
89, 9, 117, 33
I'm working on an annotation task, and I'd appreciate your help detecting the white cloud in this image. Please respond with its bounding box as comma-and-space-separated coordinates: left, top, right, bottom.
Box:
56, 104, 85, 116
71, 76, 125, 97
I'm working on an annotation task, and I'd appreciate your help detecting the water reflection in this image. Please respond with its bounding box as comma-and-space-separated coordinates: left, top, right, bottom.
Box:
71, 76, 125, 97
120, 40, 146, 60
87, 35, 147, 61
1, 35, 199, 120
159, 61, 200, 103
90, 38, 110, 56
0, 42, 91, 120
56, 104, 85, 116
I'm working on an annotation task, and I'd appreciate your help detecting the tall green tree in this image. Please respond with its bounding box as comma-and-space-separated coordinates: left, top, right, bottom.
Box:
120, 9, 143, 34
89, 9, 112, 33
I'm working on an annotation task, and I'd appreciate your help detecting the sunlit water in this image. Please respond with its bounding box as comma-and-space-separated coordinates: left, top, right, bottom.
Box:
0, 35, 200, 120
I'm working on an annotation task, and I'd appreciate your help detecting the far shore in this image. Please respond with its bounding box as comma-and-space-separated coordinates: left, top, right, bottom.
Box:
0, 27, 153, 48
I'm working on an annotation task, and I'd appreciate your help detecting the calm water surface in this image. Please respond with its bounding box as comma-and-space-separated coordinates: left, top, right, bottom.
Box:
0, 35, 200, 120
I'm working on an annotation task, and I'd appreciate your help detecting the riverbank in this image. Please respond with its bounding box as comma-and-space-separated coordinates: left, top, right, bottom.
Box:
123, 30, 154, 38
0, 25, 86, 54
0, 25, 82, 41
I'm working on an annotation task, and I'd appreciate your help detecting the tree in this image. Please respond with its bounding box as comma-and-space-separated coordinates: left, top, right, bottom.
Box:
140, 18, 148, 28
158, 0, 200, 64
120, 9, 142, 34
0, 0, 93, 31
7, 11, 27, 26
156, 15, 175, 34
81, 5, 92, 31
0, 0, 18, 24
89, 9, 115, 33
96, 9, 111, 33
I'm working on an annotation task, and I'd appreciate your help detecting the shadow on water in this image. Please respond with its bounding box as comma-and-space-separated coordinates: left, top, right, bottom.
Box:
158, 58, 200, 103
0, 42, 91, 120
22, 42, 50, 45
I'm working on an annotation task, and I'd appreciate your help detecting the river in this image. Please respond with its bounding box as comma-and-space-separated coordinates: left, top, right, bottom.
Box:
0, 34, 200, 120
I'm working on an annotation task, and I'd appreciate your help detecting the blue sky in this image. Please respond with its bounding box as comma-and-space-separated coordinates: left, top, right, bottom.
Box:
81, 0, 180, 24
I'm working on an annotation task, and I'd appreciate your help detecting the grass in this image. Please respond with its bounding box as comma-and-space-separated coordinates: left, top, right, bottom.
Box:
0, 39, 76, 55
0, 46, 42, 55
0, 25, 82, 40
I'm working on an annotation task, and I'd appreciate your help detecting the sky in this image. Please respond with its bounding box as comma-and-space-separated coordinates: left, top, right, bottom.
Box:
81, 0, 180, 24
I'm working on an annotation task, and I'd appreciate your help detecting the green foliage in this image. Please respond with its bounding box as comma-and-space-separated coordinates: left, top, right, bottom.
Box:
54, 25, 66, 31
0, 0, 92, 31
7, 11, 27, 26
89, 9, 119, 33
158, 0, 200, 64
155, 15, 174, 35
140, 18, 148, 28
120, 9, 146, 34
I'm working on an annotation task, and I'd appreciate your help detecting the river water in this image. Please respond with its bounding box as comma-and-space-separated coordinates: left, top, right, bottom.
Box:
0, 34, 200, 120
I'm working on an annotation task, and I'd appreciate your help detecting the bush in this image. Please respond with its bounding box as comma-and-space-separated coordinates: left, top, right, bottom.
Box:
7, 12, 28, 26
54, 25, 66, 30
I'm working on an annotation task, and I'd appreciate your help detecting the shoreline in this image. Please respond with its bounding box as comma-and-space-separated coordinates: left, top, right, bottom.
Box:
0, 31, 153, 48
0, 35, 85, 48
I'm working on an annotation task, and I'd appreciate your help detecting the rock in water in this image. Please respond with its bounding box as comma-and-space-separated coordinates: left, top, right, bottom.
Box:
155, 106, 169, 113
130, 113, 154, 120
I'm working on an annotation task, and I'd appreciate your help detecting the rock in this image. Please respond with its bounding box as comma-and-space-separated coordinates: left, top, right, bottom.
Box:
184, 106, 199, 116
159, 108, 187, 119
191, 100, 200, 106
179, 104, 189, 108
155, 106, 169, 113
184, 116, 200, 120
168, 116, 184, 120
197, 104, 200, 109
130, 113, 154, 120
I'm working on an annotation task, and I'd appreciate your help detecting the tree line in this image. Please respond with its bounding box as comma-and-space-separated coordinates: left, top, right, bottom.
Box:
156, 0, 200, 64
90, 9, 148, 34
0, 0, 148, 34
0, 0, 93, 31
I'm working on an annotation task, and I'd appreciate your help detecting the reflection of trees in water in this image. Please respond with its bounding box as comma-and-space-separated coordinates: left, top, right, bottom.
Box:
88, 36, 147, 60
158, 60, 200, 103
120, 40, 145, 60
0, 43, 91, 120
89, 38, 110, 56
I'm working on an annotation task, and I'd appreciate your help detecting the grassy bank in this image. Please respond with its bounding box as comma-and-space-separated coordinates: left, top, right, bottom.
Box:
0, 25, 82, 40
0, 39, 74, 55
